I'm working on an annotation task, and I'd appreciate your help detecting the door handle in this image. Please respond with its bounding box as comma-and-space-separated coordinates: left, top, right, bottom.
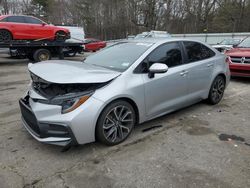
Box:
180, 70, 188, 76
207, 63, 214, 67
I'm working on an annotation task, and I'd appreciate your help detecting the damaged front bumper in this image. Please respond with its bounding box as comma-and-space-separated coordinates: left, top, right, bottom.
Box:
19, 98, 77, 146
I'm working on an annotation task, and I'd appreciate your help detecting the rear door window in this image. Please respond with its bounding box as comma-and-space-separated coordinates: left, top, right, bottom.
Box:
24, 17, 43, 24
183, 41, 215, 63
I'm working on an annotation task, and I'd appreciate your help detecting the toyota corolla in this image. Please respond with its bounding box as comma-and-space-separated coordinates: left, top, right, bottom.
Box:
19, 39, 230, 147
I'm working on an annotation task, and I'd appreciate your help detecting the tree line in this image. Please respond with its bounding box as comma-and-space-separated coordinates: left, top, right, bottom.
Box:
1, 0, 250, 40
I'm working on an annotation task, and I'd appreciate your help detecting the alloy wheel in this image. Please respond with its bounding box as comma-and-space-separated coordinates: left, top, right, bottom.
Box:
211, 77, 225, 103
103, 105, 134, 143
0, 30, 11, 41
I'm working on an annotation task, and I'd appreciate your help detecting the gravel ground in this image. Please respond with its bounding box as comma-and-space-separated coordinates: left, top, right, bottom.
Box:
0, 56, 250, 188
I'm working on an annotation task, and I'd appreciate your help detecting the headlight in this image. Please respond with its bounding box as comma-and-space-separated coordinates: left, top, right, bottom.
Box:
61, 94, 91, 114
49, 91, 93, 114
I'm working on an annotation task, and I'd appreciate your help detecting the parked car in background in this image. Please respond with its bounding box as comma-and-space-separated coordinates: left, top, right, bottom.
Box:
84, 38, 106, 52
19, 39, 230, 147
134, 30, 171, 39
212, 38, 242, 52
0, 15, 70, 41
226, 37, 250, 77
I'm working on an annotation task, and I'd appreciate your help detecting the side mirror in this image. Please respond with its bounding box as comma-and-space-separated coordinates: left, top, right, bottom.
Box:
232, 44, 238, 48
148, 63, 168, 78
42, 23, 46, 26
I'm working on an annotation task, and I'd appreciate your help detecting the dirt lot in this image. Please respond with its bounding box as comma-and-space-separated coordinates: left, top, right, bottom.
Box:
0, 55, 250, 188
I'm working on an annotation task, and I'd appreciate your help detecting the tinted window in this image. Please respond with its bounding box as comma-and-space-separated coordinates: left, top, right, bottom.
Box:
147, 42, 182, 68
6, 16, 25, 23
183, 41, 215, 63
25, 16, 43, 24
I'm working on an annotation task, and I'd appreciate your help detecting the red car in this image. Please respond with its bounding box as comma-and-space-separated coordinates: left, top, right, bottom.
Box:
84, 38, 107, 52
226, 37, 250, 77
0, 15, 70, 41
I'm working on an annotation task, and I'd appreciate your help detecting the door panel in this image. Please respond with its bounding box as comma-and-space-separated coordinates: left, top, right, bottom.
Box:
185, 59, 214, 98
182, 41, 216, 98
140, 42, 188, 118
143, 66, 188, 118
23, 17, 51, 39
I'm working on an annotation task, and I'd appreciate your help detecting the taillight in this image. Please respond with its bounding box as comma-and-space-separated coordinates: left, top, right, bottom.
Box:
225, 56, 231, 64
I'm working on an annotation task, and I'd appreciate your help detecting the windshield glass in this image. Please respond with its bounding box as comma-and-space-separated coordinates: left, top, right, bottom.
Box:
238, 38, 250, 48
134, 34, 148, 39
84, 42, 153, 72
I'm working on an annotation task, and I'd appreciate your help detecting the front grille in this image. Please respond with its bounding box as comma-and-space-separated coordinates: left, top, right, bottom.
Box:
230, 56, 250, 64
231, 69, 250, 74
19, 99, 40, 136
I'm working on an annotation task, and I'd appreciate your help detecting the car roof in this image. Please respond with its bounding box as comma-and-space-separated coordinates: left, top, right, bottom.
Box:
125, 38, 206, 45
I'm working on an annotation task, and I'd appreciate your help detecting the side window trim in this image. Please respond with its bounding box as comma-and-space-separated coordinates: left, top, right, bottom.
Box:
180, 41, 189, 64
134, 41, 185, 74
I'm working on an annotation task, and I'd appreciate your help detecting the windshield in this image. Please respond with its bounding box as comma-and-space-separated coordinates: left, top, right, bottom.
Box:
84, 42, 153, 72
134, 34, 148, 39
238, 38, 250, 48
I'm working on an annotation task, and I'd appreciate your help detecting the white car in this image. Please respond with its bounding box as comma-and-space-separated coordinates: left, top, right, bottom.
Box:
212, 38, 242, 52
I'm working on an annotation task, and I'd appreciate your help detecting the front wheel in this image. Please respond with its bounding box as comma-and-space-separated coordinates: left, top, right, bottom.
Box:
96, 100, 136, 146
207, 75, 226, 105
55, 31, 67, 41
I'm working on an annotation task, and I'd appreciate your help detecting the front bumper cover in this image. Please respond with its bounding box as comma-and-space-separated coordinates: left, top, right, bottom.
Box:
19, 98, 78, 146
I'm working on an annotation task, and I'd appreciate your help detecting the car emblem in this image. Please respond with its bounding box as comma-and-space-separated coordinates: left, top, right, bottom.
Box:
241, 57, 246, 64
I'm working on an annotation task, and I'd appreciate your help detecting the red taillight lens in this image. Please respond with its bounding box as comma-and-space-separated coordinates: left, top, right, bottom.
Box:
225, 56, 231, 64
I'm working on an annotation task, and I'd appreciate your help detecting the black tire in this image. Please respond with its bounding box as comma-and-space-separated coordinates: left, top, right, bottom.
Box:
27, 54, 35, 61
55, 31, 67, 41
33, 49, 51, 62
96, 100, 136, 146
0, 30, 12, 42
207, 75, 226, 105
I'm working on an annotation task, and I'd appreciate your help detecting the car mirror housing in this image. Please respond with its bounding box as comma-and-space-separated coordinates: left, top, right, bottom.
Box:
148, 63, 168, 78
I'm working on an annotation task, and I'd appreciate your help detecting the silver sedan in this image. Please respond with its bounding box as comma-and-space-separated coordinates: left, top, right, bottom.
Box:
19, 39, 230, 147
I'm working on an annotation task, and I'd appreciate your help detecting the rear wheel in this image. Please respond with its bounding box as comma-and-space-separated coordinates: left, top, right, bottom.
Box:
33, 49, 51, 62
96, 100, 136, 146
55, 31, 67, 41
0, 30, 12, 42
207, 75, 226, 105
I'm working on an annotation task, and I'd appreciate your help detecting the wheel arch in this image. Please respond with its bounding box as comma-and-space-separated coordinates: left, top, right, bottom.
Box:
217, 73, 226, 82
0, 28, 13, 38
94, 97, 140, 139
55, 30, 66, 35
210, 72, 227, 88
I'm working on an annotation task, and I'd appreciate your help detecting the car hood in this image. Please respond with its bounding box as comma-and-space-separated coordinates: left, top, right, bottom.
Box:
28, 60, 121, 84
226, 48, 250, 57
